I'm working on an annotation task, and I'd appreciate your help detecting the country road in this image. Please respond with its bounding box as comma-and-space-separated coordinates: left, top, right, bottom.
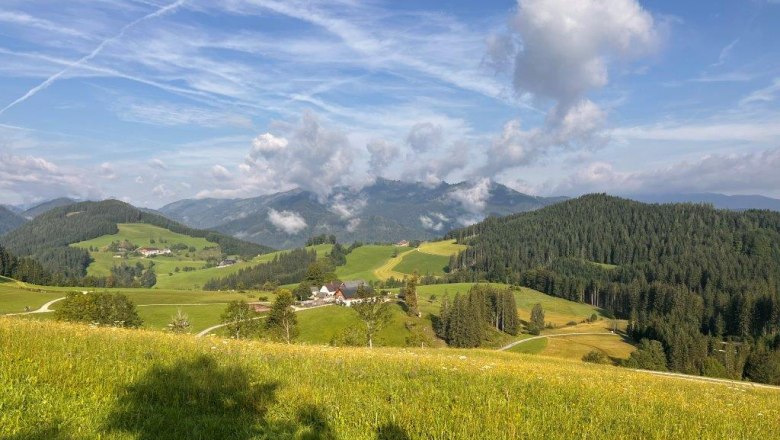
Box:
5, 297, 66, 316
196, 303, 334, 337
499, 332, 622, 351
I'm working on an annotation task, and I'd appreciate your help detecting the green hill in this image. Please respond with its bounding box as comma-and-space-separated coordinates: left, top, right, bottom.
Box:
448, 194, 780, 384
0, 200, 272, 280
1, 318, 778, 439
0, 206, 26, 236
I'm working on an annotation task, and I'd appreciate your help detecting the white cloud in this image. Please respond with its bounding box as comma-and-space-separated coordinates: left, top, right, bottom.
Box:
366, 139, 399, 176
149, 158, 168, 170
203, 112, 359, 200
99, 162, 117, 180
406, 122, 443, 153
152, 184, 174, 198
210, 164, 231, 181
346, 217, 361, 232
329, 194, 367, 220
449, 178, 492, 215
476, 0, 657, 177
419, 214, 444, 231
267, 208, 307, 234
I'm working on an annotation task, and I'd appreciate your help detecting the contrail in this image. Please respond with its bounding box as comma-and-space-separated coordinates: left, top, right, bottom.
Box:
0, 0, 186, 117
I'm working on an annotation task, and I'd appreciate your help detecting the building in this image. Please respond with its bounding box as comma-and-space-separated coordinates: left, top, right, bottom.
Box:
218, 259, 237, 268
396, 240, 410, 247
137, 247, 172, 257
334, 280, 372, 306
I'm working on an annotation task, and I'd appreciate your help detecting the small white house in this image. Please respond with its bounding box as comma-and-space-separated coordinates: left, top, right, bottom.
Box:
138, 247, 172, 257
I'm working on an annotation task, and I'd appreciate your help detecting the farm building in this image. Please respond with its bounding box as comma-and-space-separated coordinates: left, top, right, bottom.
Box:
137, 247, 172, 257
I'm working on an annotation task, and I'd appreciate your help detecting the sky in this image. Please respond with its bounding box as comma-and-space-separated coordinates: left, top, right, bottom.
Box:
0, 0, 779, 208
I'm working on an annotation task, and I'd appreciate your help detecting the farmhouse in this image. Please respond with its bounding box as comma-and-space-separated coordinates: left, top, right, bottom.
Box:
307, 281, 341, 302
218, 259, 237, 268
137, 247, 172, 257
334, 280, 372, 306
396, 240, 410, 247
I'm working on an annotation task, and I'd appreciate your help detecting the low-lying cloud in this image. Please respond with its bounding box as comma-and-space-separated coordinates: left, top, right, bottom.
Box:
267, 208, 308, 234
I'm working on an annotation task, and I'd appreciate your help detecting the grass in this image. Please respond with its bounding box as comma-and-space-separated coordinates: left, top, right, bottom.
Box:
136, 305, 230, 333
417, 239, 467, 256
507, 336, 548, 354
295, 303, 411, 346
2, 318, 779, 439
542, 334, 636, 361
0, 284, 64, 314
372, 249, 415, 281
392, 250, 450, 276
335, 245, 402, 281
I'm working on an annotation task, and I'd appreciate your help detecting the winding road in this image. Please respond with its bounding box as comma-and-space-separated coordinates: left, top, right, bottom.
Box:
5, 297, 66, 316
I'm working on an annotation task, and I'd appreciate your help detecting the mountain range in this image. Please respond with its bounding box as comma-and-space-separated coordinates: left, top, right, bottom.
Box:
159, 179, 566, 249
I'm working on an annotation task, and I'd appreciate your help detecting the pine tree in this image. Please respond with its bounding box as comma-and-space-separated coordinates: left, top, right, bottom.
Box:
404, 273, 419, 317
530, 303, 545, 332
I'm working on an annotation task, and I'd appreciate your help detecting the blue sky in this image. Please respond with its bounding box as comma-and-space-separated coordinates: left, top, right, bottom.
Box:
0, 0, 779, 208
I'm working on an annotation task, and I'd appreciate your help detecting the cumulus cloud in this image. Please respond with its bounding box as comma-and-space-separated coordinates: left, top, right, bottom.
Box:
210, 164, 231, 181
225, 112, 357, 200
449, 178, 492, 215
366, 139, 399, 176
553, 148, 780, 195
267, 208, 307, 234
510, 0, 657, 108
406, 122, 443, 153
481, 0, 657, 176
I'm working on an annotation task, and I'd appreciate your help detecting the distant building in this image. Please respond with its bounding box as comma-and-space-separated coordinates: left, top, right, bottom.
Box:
138, 247, 171, 257
218, 259, 237, 268
396, 240, 410, 247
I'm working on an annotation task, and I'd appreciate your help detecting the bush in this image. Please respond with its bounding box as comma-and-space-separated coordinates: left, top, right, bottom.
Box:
56, 292, 142, 328
582, 350, 609, 364
527, 325, 541, 336
566, 321, 578, 326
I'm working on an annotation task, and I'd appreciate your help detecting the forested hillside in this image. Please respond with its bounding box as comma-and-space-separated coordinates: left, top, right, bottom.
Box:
448, 194, 780, 384
0, 200, 272, 282
0, 244, 50, 285
0, 206, 26, 236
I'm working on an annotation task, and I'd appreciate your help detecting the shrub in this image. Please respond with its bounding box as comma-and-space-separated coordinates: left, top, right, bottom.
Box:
582, 350, 609, 364
56, 292, 142, 328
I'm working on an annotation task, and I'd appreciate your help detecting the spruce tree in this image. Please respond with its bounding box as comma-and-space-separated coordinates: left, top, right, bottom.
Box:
404, 273, 419, 317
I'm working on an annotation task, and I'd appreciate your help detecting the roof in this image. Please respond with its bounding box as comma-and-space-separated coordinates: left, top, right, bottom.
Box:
339, 280, 370, 299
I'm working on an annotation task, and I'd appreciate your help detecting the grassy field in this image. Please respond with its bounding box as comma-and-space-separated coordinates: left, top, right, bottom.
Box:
295, 303, 412, 346
0, 280, 64, 314
335, 245, 402, 281
417, 239, 467, 256
392, 250, 450, 276
2, 318, 778, 439
508, 336, 548, 354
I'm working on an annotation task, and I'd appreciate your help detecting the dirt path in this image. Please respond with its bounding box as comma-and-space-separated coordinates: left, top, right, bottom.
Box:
5, 297, 66, 316
373, 248, 416, 281
499, 332, 621, 351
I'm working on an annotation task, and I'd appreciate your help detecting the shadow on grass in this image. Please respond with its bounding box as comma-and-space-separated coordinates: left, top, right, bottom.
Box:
3, 421, 71, 440
103, 355, 335, 439
376, 423, 411, 439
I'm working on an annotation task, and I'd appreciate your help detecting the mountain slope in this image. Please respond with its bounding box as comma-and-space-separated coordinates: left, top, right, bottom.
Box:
21, 197, 77, 218
161, 179, 564, 248
0, 206, 26, 236
0, 200, 273, 278
628, 193, 780, 211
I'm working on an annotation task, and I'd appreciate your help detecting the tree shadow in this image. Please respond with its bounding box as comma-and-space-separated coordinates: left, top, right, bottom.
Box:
3, 421, 70, 440
376, 423, 411, 440
103, 355, 335, 440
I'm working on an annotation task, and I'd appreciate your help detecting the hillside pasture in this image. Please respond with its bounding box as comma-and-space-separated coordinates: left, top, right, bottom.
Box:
417, 239, 467, 256
392, 250, 450, 276
335, 245, 402, 281
2, 319, 778, 439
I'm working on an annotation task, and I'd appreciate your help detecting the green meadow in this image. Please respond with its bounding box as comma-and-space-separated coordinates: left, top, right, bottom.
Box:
2, 318, 778, 439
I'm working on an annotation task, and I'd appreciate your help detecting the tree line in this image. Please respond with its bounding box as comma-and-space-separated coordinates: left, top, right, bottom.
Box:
434, 284, 519, 348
